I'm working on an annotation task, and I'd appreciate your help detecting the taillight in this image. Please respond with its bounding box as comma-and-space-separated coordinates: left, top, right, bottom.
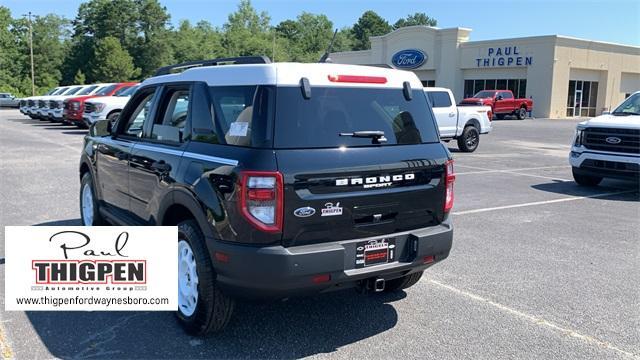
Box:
239, 171, 283, 233
444, 160, 455, 213
327, 75, 387, 84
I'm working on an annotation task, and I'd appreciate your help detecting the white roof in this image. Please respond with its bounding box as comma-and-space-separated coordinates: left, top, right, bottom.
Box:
142, 62, 424, 89
423, 87, 451, 92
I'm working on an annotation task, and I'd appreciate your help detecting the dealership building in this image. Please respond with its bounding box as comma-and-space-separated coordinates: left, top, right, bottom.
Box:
330, 26, 640, 118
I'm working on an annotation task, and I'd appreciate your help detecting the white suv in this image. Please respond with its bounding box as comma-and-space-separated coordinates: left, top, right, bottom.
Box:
570, 91, 640, 185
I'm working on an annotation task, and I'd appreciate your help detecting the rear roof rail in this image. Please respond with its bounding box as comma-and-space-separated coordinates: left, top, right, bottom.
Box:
154, 56, 272, 76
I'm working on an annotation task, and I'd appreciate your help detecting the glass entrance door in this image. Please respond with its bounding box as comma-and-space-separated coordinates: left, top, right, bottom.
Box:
574, 89, 582, 117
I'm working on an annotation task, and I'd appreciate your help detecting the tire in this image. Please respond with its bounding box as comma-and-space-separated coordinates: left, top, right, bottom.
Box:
517, 107, 527, 120
383, 271, 424, 292
572, 167, 602, 186
176, 219, 234, 335
107, 111, 120, 126
457, 125, 480, 153
79, 172, 106, 226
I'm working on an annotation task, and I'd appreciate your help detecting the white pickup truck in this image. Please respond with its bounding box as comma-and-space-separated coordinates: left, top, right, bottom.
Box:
424, 87, 492, 152
570, 91, 639, 186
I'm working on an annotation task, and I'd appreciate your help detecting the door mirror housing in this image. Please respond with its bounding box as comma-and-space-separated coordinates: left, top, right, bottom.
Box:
90, 119, 113, 137
495, 95, 503, 101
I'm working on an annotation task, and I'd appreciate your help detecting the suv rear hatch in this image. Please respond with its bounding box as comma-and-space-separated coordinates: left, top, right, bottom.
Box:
273, 86, 450, 247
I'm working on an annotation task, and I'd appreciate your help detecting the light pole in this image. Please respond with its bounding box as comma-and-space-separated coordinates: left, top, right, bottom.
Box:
22, 12, 35, 96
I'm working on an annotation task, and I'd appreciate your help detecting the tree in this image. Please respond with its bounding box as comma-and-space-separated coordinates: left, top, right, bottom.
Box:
73, 69, 86, 84
352, 11, 391, 50
0, 6, 21, 95
276, 12, 334, 62
222, 0, 274, 58
171, 20, 223, 63
90, 36, 140, 82
393, 13, 437, 29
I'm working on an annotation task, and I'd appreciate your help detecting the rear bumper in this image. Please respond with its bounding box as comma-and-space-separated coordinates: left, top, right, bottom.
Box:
570, 149, 640, 180
210, 220, 453, 299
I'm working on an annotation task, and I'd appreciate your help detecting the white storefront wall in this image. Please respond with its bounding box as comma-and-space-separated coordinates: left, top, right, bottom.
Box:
331, 26, 640, 119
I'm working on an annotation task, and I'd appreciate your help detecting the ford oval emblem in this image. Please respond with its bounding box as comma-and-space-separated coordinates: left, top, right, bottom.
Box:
605, 136, 622, 144
391, 49, 427, 69
294, 207, 315, 218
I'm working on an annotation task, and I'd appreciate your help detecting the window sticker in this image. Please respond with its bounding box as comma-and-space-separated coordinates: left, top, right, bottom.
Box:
228, 122, 249, 137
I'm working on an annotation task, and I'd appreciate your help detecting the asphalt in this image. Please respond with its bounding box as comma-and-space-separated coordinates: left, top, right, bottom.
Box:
1, 109, 639, 359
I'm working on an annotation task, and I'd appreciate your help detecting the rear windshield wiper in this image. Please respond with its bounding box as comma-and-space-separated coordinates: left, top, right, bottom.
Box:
340, 130, 388, 144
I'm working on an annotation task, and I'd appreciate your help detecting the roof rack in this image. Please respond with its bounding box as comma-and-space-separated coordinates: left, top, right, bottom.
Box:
154, 56, 272, 76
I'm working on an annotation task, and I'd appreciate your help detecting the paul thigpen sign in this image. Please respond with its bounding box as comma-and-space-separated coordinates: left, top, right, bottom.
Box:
5, 226, 177, 311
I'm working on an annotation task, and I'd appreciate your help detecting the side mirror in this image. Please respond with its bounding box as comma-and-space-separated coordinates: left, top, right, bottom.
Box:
495, 95, 503, 101
90, 119, 113, 137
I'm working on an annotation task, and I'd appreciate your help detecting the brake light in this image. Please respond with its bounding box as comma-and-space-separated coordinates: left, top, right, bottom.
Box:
444, 160, 455, 213
239, 171, 283, 233
327, 75, 387, 84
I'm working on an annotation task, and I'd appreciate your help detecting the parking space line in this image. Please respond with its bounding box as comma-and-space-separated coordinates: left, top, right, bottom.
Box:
428, 279, 640, 359
0, 320, 14, 359
452, 190, 636, 215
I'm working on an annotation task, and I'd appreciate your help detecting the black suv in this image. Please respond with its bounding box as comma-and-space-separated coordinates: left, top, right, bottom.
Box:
80, 57, 455, 335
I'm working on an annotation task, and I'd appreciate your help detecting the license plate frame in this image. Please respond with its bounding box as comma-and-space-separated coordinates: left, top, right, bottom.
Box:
355, 238, 396, 268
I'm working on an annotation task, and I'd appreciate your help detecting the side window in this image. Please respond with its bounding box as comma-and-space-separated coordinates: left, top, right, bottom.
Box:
123, 93, 155, 137
427, 91, 452, 108
151, 87, 190, 143
501, 91, 513, 99
207, 86, 273, 148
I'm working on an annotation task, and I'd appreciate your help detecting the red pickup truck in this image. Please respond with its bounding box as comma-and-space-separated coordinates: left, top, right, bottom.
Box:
63, 82, 137, 127
460, 90, 533, 120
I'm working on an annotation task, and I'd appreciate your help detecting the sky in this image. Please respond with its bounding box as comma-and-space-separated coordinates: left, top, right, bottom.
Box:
4, 0, 640, 46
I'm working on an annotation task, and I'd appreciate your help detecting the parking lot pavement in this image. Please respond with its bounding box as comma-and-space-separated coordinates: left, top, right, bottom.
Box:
1, 109, 639, 359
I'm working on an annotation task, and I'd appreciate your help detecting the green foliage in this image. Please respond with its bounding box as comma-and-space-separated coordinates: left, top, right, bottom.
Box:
393, 12, 437, 29
352, 10, 391, 50
90, 36, 140, 82
74, 69, 86, 84
1, 1, 437, 93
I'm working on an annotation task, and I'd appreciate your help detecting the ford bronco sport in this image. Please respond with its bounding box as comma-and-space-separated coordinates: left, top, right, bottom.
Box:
80, 56, 455, 335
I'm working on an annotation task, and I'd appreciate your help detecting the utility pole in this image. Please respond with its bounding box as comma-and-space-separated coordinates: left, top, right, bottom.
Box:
23, 12, 35, 96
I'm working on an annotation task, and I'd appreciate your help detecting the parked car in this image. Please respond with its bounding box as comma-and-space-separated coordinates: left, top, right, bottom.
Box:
0, 93, 20, 108
460, 90, 533, 120
83, 84, 140, 126
570, 91, 640, 185
424, 87, 492, 152
34, 86, 82, 120
80, 57, 455, 335
64, 82, 138, 128
47, 85, 102, 122
24, 87, 64, 118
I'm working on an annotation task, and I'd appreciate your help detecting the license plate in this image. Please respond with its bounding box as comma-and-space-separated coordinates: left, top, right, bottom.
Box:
355, 238, 396, 268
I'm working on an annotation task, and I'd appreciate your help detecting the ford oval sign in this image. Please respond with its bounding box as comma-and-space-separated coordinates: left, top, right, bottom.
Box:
294, 207, 316, 218
391, 49, 427, 69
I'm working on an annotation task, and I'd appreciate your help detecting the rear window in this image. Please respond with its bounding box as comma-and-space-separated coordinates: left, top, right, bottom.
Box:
77, 85, 98, 95
426, 91, 452, 108
273, 87, 439, 149
95, 84, 118, 96
116, 85, 140, 97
